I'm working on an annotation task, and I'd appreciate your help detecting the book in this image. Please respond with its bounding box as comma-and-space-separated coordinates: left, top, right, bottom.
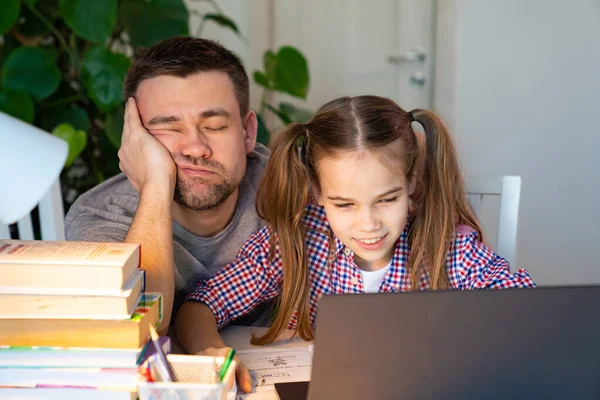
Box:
0, 240, 140, 290
0, 293, 162, 349
0, 367, 138, 390
0, 387, 137, 400
0, 336, 170, 368
0, 337, 170, 388
0, 269, 144, 319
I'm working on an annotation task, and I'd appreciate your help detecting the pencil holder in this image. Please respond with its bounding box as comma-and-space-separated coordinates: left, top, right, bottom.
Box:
137, 354, 237, 400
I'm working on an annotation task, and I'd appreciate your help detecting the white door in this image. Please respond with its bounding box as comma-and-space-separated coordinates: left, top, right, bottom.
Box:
390, 0, 436, 110
273, 0, 436, 112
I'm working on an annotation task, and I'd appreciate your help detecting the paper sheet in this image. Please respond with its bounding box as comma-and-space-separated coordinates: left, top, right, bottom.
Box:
235, 346, 313, 400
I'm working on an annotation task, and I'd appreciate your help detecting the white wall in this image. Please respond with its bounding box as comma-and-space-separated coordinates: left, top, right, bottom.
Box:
439, 0, 600, 285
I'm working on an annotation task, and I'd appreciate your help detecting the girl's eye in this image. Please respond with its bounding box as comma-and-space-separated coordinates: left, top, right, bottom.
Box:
205, 126, 227, 131
379, 197, 397, 204
334, 203, 353, 209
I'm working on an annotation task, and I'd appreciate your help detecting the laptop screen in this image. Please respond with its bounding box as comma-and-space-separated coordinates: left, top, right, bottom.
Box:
309, 287, 600, 400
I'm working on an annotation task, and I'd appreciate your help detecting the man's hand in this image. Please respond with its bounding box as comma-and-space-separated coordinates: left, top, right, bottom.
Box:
118, 97, 176, 193
201, 347, 252, 393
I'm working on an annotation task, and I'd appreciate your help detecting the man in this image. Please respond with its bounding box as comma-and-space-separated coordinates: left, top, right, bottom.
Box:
64, 37, 270, 339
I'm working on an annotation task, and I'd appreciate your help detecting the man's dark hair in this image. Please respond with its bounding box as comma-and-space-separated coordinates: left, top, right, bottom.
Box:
124, 37, 249, 116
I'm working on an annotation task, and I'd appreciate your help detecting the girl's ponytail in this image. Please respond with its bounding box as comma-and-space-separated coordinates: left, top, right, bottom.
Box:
252, 123, 313, 344
408, 110, 483, 289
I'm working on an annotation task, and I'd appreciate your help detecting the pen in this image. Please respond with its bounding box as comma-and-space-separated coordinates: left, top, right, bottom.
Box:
148, 324, 177, 382
219, 348, 236, 382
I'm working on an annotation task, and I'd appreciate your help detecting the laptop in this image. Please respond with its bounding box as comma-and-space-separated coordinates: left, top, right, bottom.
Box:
289, 286, 600, 400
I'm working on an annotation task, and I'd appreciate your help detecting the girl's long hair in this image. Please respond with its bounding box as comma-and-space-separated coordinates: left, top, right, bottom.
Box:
252, 96, 482, 345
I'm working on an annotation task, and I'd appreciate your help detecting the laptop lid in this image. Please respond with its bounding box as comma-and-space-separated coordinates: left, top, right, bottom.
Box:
308, 286, 600, 400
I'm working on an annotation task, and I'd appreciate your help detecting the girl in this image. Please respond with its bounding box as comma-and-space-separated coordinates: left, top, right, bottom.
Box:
179, 95, 535, 391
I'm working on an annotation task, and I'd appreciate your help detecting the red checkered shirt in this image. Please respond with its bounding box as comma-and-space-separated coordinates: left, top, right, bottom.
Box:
186, 203, 535, 329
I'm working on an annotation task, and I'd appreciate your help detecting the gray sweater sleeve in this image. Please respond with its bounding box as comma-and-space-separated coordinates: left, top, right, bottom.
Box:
64, 173, 137, 243
65, 209, 130, 243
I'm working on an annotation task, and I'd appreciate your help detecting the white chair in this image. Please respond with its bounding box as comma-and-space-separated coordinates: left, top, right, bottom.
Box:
0, 179, 65, 241
465, 175, 521, 266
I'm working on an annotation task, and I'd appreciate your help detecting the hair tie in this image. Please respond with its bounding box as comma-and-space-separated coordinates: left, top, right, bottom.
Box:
296, 134, 306, 161
296, 124, 310, 163
296, 134, 305, 149
408, 112, 415, 123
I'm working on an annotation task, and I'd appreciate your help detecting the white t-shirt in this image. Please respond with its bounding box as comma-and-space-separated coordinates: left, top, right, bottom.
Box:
359, 261, 392, 293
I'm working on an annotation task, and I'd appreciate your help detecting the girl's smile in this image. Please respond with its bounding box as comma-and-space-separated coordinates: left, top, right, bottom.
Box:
353, 234, 388, 250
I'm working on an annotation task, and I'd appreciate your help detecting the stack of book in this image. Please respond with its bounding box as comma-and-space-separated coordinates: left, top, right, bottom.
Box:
0, 240, 166, 400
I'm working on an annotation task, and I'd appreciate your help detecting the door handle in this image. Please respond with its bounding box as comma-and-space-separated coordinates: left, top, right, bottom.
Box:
387, 48, 426, 64
410, 72, 426, 86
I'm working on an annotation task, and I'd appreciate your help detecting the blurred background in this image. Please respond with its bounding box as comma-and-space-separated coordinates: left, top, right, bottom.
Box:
1, 0, 599, 286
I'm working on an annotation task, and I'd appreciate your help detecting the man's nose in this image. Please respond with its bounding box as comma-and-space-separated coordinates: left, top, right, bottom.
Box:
181, 131, 211, 159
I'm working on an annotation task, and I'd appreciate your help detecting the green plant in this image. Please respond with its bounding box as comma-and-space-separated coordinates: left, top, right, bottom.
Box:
253, 46, 313, 144
0, 0, 312, 208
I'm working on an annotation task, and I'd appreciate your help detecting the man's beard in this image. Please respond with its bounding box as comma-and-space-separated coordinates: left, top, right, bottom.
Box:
172, 155, 241, 211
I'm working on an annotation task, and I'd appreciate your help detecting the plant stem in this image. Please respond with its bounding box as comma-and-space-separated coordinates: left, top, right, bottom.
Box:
25, 3, 79, 64
259, 88, 270, 117
196, 17, 207, 37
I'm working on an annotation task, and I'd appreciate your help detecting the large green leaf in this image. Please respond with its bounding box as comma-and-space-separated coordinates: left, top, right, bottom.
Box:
0, 90, 34, 123
253, 71, 270, 89
273, 47, 309, 99
38, 105, 91, 132
82, 46, 130, 112
203, 13, 240, 36
105, 106, 125, 149
255, 47, 310, 99
1, 47, 61, 100
279, 102, 313, 124
120, 0, 189, 47
60, 0, 117, 43
52, 123, 87, 167
0, 0, 20, 34
256, 113, 270, 146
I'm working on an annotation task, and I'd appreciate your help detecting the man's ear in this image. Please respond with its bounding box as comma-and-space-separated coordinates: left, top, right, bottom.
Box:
242, 111, 258, 154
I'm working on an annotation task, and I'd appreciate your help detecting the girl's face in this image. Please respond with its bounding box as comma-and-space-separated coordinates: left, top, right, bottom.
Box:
315, 149, 414, 271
